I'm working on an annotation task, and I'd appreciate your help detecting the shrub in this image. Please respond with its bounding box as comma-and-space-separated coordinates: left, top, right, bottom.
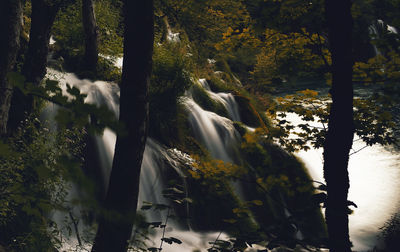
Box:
53, 0, 123, 57
52, 0, 123, 79
148, 42, 193, 145
0, 117, 85, 251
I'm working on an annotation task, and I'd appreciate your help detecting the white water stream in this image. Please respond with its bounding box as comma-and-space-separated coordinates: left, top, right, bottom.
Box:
45, 68, 400, 251
45, 71, 251, 251
285, 112, 400, 251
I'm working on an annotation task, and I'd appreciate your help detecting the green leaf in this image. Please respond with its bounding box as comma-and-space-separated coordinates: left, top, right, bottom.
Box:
0, 141, 13, 158
45, 79, 61, 93
7, 72, 25, 89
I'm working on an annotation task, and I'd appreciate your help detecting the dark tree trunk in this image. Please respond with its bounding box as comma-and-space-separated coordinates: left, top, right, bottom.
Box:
91, 0, 154, 251
323, 0, 354, 251
8, 0, 61, 132
82, 0, 99, 72
22, 0, 61, 84
0, 0, 23, 136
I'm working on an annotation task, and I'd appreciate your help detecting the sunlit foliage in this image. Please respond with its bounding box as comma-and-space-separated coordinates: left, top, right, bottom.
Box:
188, 155, 246, 180
252, 28, 330, 87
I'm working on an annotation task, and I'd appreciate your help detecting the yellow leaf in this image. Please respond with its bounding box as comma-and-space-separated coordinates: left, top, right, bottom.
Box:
252, 200, 263, 206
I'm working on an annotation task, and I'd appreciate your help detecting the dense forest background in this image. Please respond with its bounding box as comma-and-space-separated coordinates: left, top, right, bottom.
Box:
0, 0, 399, 251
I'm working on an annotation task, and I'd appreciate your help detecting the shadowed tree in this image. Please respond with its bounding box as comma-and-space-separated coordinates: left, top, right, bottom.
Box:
0, 0, 23, 136
8, 0, 65, 132
82, 0, 99, 72
323, 0, 354, 251
91, 0, 154, 251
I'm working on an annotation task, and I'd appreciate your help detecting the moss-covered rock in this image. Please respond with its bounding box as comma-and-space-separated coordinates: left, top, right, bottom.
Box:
233, 121, 248, 137
235, 95, 267, 128
190, 83, 229, 118
238, 134, 327, 245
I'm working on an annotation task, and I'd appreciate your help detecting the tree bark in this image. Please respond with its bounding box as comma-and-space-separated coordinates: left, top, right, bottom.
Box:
8, 0, 61, 132
323, 0, 354, 251
91, 0, 154, 251
82, 0, 99, 72
23, 0, 61, 85
0, 0, 23, 136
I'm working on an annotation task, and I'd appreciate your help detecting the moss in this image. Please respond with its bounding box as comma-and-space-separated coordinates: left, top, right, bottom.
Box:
233, 122, 247, 137
186, 173, 258, 234
181, 136, 209, 157
207, 74, 236, 93
236, 128, 327, 243
264, 143, 327, 239
235, 95, 265, 128
190, 83, 229, 118
215, 57, 234, 77
149, 104, 189, 147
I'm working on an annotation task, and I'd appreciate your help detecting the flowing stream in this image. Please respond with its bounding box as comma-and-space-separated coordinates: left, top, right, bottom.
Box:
286, 112, 400, 251
45, 68, 400, 251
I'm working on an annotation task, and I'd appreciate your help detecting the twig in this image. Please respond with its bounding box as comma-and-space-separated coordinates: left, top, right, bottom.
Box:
350, 145, 369, 156
210, 230, 223, 250
159, 206, 171, 251
310, 180, 326, 186
68, 211, 82, 246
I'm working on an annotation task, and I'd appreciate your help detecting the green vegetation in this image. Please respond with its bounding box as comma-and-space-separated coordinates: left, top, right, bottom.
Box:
190, 83, 229, 118
148, 42, 193, 146
0, 118, 85, 251
52, 0, 123, 80
53, 0, 123, 57
1, 0, 399, 251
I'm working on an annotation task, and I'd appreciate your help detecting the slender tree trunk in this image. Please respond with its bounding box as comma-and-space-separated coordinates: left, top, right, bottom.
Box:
23, 0, 61, 85
82, 0, 99, 72
0, 0, 23, 136
91, 0, 154, 251
323, 0, 354, 251
8, 0, 61, 132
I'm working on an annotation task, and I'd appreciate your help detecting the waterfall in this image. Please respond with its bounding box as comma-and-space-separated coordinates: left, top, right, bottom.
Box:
182, 79, 242, 163
369, 19, 399, 55
45, 69, 252, 251
198, 78, 241, 121
45, 68, 400, 251
183, 97, 239, 163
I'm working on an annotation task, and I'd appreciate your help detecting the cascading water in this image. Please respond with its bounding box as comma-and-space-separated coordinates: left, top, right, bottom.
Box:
183, 79, 241, 164
369, 19, 398, 55
45, 65, 400, 251
183, 97, 239, 163
44, 70, 255, 251
198, 78, 241, 122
